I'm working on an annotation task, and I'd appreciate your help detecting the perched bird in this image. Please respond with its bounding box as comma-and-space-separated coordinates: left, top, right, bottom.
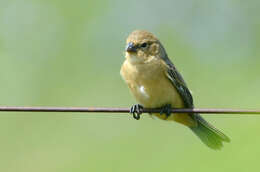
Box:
120, 30, 230, 150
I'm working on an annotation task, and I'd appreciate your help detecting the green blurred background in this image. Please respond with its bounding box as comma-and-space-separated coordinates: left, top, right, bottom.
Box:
0, 0, 260, 171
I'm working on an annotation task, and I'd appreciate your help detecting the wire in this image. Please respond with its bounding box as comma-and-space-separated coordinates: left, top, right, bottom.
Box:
0, 106, 260, 114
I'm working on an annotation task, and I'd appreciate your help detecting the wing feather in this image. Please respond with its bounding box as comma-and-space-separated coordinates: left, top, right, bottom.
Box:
163, 59, 194, 108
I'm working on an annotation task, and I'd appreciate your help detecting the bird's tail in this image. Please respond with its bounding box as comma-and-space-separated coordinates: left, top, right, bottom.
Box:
190, 114, 230, 150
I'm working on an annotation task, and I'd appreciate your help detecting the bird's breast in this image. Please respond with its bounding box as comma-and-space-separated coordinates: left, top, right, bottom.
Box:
120, 59, 184, 108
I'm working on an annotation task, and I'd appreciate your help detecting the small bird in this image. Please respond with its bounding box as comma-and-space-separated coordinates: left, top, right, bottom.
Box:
120, 30, 230, 150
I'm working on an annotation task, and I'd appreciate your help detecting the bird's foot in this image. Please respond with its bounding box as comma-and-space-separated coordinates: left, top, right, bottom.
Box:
130, 104, 143, 120
160, 104, 172, 119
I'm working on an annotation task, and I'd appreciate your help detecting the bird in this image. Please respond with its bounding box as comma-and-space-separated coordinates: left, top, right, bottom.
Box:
120, 30, 230, 150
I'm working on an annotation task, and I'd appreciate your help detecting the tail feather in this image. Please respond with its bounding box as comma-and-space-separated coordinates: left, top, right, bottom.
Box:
190, 115, 230, 150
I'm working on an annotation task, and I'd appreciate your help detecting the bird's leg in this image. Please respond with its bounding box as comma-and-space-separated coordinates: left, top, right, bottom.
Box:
160, 104, 172, 119
130, 104, 143, 120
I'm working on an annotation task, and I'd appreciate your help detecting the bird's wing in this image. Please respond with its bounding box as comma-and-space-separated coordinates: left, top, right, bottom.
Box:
162, 59, 194, 108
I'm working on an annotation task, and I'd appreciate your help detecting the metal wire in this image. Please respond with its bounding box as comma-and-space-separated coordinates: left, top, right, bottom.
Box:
0, 106, 260, 114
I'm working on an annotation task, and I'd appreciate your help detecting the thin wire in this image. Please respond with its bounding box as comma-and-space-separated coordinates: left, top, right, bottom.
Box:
0, 106, 260, 114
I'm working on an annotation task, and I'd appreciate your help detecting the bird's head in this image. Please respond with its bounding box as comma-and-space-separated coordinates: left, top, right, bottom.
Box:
125, 30, 166, 64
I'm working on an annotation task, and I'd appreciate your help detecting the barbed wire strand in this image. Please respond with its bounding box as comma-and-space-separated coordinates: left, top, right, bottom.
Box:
0, 106, 260, 115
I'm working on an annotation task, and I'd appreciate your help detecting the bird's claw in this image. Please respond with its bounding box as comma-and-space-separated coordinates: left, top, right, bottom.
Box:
130, 104, 143, 120
160, 104, 172, 118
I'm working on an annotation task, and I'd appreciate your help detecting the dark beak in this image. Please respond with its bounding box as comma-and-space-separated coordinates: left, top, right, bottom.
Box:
126, 42, 137, 53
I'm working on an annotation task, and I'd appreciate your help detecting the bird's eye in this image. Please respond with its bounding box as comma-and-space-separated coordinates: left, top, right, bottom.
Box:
140, 43, 147, 48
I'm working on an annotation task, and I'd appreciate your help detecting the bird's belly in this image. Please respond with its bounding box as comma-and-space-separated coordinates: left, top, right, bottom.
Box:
131, 76, 183, 109
132, 80, 195, 126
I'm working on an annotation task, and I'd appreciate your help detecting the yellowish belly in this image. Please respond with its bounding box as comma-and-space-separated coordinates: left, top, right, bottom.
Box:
130, 74, 182, 108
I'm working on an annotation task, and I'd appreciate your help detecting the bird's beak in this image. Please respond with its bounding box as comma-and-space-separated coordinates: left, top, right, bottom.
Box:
126, 42, 137, 53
